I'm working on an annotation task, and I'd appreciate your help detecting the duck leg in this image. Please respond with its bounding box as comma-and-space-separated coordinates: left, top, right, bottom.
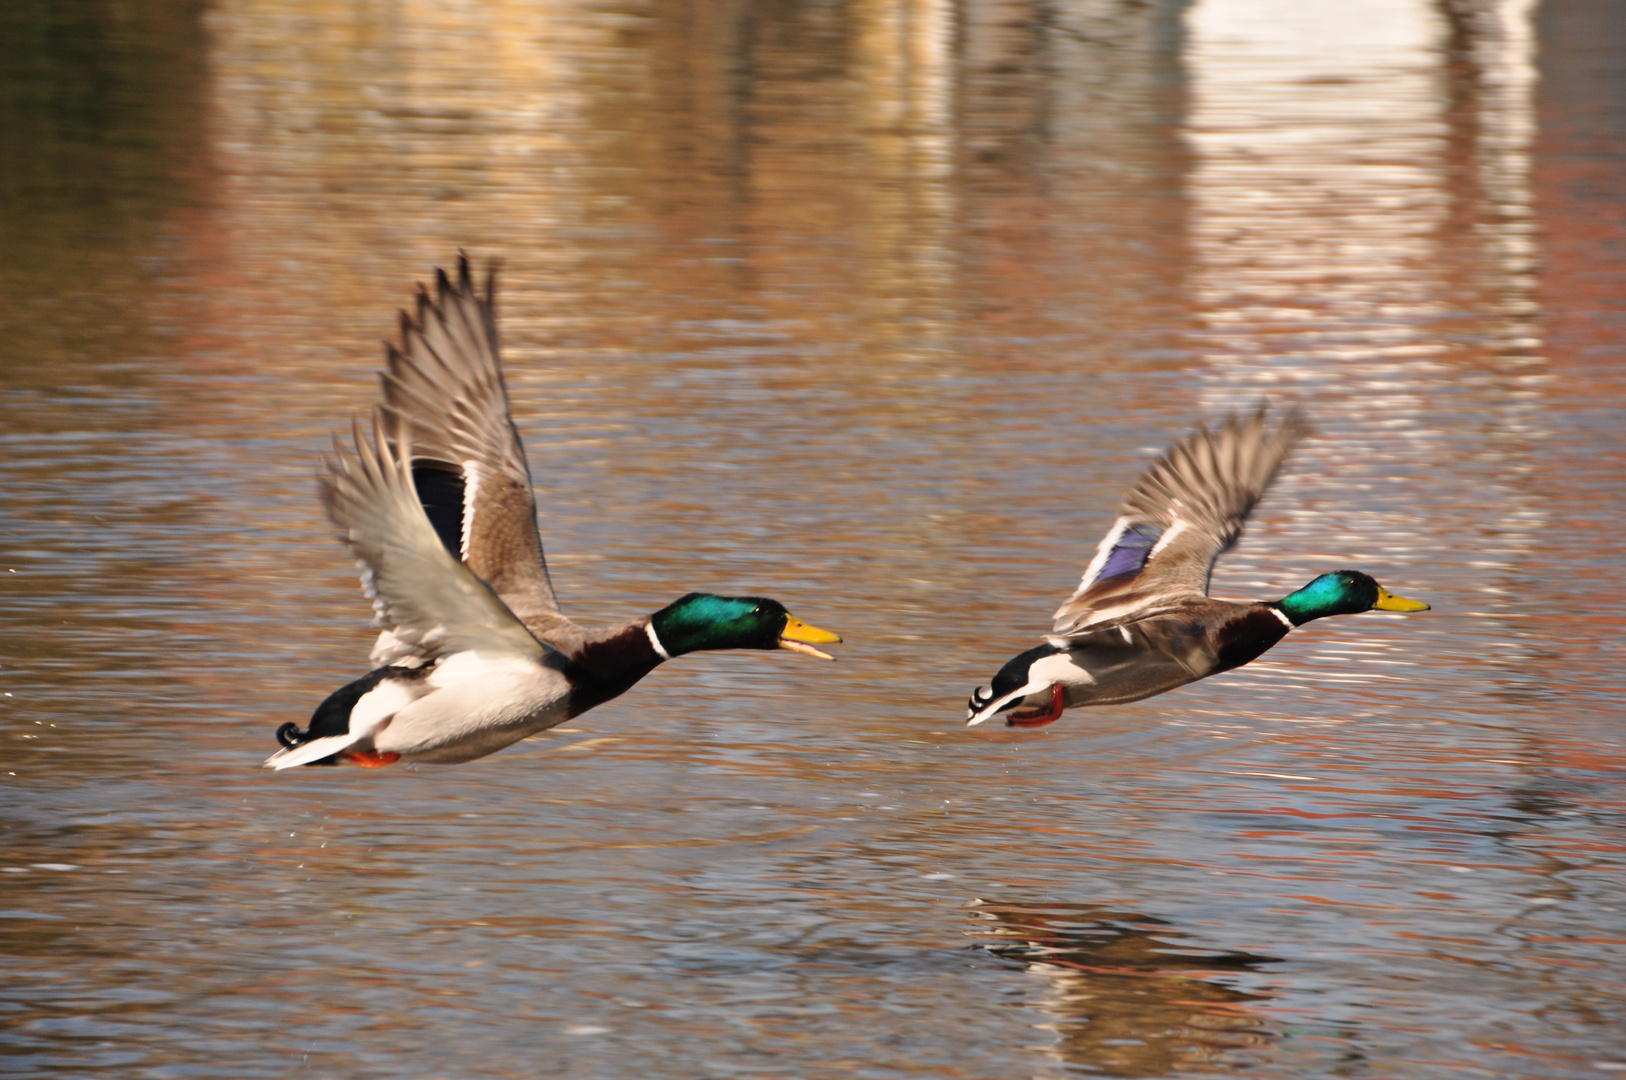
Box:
1005, 683, 1065, 728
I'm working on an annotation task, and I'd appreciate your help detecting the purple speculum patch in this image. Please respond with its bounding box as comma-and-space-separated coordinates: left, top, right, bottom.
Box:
1096, 523, 1162, 582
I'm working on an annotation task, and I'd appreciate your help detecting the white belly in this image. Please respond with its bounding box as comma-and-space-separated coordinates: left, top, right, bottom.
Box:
372, 652, 572, 763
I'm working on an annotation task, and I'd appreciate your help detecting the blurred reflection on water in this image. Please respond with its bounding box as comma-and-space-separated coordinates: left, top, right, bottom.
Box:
969, 900, 1279, 1075
2, 0, 1624, 1076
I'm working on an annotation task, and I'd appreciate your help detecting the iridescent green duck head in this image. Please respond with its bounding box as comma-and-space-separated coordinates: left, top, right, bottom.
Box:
650, 593, 842, 659
1276, 570, 1430, 627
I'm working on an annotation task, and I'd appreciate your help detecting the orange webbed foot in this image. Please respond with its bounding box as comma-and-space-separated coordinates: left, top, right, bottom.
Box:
342, 750, 401, 768
1005, 684, 1065, 728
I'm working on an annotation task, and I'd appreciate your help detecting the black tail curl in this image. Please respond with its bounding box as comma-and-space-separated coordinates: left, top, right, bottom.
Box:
274, 666, 409, 766
273, 720, 340, 765
967, 685, 994, 718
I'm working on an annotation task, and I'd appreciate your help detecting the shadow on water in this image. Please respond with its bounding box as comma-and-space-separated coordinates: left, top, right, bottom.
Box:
967, 899, 1280, 1076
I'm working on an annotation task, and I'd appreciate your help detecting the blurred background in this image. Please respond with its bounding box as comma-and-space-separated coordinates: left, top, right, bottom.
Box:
2, 0, 1623, 1075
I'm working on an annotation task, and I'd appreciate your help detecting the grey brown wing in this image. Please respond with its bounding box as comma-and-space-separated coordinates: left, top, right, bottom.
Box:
323, 411, 551, 668
376, 256, 563, 627
1052, 407, 1308, 636
1103, 610, 1223, 674
1049, 606, 1229, 682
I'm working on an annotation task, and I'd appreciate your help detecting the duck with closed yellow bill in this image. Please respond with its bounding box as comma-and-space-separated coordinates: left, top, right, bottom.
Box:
265, 258, 840, 769
966, 409, 1428, 728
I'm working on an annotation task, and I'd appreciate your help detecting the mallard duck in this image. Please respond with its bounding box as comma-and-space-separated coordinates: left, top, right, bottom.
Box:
265, 258, 840, 769
965, 409, 1428, 728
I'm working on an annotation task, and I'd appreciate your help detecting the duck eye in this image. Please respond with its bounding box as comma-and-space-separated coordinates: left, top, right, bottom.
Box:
752, 606, 762, 614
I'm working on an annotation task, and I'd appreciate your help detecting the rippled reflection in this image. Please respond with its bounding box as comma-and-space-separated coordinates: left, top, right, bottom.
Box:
1184, 0, 1551, 725
970, 900, 1279, 1075
3, 0, 1625, 1076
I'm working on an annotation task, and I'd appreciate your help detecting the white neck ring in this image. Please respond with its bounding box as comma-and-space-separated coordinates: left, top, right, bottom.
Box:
645, 622, 672, 661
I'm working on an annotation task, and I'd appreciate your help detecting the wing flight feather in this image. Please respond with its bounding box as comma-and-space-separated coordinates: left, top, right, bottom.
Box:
1051, 407, 1308, 636
376, 257, 562, 625
322, 410, 550, 668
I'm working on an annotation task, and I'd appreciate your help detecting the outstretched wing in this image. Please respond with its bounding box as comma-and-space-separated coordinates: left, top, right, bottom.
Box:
323, 410, 550, 668
376, 256, 562, 629
1051, 408, 1308, 636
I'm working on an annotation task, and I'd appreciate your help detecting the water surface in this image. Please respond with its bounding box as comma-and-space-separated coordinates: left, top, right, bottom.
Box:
3, 0, 1624, 1075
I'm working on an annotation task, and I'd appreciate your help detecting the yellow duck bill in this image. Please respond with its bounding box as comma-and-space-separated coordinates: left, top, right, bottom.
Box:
1373, 587, 1430, 612
779, 616, 842, 660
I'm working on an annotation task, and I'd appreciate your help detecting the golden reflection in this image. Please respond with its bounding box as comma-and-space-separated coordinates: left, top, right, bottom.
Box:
189, 0, 995, 696
969, 900, 1279, 1076
957, 0, 1193, 384
848, 0, 958, 352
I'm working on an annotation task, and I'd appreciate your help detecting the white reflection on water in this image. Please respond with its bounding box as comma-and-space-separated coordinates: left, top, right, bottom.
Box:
1184, 0, 1549, 709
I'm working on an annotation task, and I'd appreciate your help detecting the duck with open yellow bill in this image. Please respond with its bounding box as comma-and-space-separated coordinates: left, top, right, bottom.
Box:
266, 259, 841, 770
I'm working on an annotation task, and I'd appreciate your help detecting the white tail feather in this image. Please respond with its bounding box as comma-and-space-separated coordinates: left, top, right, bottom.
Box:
262, 730, 369, 770
966, 684, 1042, 726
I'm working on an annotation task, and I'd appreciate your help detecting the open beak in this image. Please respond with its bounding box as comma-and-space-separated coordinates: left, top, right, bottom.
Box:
1373, 586, 1430, 612
779, 615, 842, 660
